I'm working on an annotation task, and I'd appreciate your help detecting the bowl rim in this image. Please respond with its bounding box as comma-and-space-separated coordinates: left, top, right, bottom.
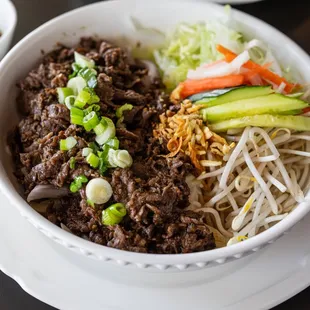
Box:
0, 0, 310, 267
0, 0, 17, 45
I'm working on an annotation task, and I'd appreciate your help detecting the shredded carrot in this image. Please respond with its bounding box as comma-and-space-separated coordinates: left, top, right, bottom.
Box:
302, 107, 310, 114
216, 44, 296, 93
179, 74, 245, 98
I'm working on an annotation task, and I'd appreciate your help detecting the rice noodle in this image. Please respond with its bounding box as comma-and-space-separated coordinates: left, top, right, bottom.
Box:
187, 126, 310, 246
243, 147, 278, 214
196, 207, 233, 238
219, 127, 250, 189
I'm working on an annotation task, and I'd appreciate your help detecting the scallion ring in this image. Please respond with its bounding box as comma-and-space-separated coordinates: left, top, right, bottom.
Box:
102, 209, 121, 226
70, 175, 88, 193
83, 111, 100, 132
94, 117, 116, 145
85, 178, 113, 204
69, 63, 81, 79
82, 147, 93, 157
78, 68, 98, 89
57, 87, 74, 104
109, 203, 127, 218
69, 157, 76, 169
88, 142, 100, 153
74, 51, 95, 69
108, 149, 132, 168
105, 137, 119, 150
102, 203, 127, 226
67, 76, 87, 96
116, 103, 133, 119
59, 137, 77, 151
70, 107, 84, 125
86, 152, 100, 168
65, 95, 76, 110
74, 89, 91, 109
107, 149, 118, 168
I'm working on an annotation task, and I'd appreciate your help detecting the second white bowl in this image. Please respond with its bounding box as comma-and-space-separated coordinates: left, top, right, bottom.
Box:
0, 0, 17, 60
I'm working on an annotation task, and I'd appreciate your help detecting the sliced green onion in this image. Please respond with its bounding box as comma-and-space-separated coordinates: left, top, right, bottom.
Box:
65, 95, 76, 110
70, 183, 79, 193
79, 67, 97, 79
109, 203, 127, 217
89, 93, 100, 103
102, 209, 121, 226
94, 117, 116, 145
108, 149, 132, 168
60, 137, 77, 151
83, 104, 100, 115
101, 144, 110, 158
78, 68, 98, 89
85, 178, 113, 204
83, 111, 99, 131
69, 157, 76, 169
102, 203, 127, 226
70, 174, 88, 193
83, 111, 100, 131
72, 63, 81, 71
116, 103, 133, 118
107, 149, 118, 168
69, 63, 82, 79
89, 142, 100, 153
105, 137, 119, 150
74, 89, 91, 109
82, 147, 93, 157
115, 150, 133, 168
99, 159, 108, 175
86, 152, 100, 168
97, 145, 111, 174
67, 76, 87, 96
83, 87, 100, 103
57, 87, 74, 104
75, 175, 88, 184
74, 51, 95, 69
92, 104, 100, 112
70, 107, 84, 125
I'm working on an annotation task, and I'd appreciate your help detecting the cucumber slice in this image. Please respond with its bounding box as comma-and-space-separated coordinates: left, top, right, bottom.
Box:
209, 115, 310, 132
188, 87, 240, 102
195, 86, 274, 108
202, 94, 309, 122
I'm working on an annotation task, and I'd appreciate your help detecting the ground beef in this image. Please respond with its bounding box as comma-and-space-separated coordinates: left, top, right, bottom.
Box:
11, 37, 216, 254
107, 154, 216, 253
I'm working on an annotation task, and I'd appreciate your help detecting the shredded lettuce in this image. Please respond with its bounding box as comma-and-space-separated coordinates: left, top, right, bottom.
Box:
153, 20, 245, 90
129, 12, 299, 91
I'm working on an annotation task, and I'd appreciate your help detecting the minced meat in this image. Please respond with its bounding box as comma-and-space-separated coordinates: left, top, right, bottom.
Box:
10, 37, 216, 254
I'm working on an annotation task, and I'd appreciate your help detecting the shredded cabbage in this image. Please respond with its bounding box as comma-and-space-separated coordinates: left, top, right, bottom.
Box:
130, 9, 300, 90
153, 20, 245, 90
152, 19, 295, 90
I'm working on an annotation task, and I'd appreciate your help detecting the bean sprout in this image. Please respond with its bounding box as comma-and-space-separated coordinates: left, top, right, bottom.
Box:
188, 127, 310, 246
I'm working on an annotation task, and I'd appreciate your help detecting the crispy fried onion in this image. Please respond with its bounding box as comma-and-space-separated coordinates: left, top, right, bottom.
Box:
153, 101, 235, 171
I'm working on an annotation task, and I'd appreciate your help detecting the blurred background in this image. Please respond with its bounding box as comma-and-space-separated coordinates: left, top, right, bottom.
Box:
0, 0, 310, 309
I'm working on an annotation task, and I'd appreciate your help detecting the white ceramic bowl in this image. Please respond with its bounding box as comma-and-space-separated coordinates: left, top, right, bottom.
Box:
0, 0, 17, 60
0, 0, 309, 273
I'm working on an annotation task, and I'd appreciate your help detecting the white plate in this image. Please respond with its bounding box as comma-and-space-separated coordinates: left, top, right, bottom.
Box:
1, 190, 310, 310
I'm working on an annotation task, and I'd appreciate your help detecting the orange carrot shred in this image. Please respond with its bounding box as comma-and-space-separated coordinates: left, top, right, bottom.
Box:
179, 74, 245, 98
216, 44, 296, 93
